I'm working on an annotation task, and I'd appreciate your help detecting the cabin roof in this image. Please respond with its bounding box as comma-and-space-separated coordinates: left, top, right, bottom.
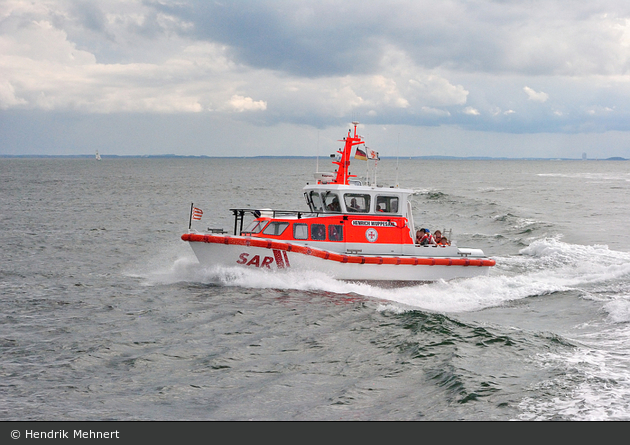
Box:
303, 183, 414, 195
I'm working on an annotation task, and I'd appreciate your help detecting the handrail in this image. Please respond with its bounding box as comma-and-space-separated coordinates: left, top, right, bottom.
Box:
229, 208, 325, 235
229, 208, 323, 218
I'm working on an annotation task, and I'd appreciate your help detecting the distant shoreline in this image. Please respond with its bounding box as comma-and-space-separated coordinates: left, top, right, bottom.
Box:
0, 154, 627, 161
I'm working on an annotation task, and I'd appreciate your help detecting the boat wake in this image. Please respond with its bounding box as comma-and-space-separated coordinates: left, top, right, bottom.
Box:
132, 236, 630, 318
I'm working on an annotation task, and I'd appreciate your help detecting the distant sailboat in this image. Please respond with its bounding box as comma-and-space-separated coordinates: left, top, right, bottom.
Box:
95, 150, 101, 161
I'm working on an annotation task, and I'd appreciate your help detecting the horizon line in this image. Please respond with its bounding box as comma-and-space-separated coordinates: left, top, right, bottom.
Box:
0, 154, 627, 161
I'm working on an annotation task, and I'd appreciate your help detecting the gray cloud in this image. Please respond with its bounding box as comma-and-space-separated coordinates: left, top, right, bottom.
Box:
2, 0, 630, 157
148, 1, 387, 77
147, 1, 630, 76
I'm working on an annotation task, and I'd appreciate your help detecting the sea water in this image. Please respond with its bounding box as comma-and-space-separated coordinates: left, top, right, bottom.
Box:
1, 157, 630, 420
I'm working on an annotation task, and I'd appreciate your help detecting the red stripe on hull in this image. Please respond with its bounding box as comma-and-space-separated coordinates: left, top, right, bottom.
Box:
273, 249, 285, 269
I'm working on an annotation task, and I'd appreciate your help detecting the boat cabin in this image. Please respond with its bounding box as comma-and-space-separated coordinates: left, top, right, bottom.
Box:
227, 181, 417, 256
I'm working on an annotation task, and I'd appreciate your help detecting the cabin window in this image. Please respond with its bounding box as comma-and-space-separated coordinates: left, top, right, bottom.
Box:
376, 196, 399, 213
322, 191, 341, 212
328, 224, 343, 241
243, 220, 267, 234
262, 221, 289, 236
311, 224, 326, 240
293, 223, 308, 240
344, 193, 370, 213
309, 191, 324, 212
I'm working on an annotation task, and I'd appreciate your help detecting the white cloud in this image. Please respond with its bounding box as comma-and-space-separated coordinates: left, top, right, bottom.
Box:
463, 106, 480, 115
228, 94, 267, 112
0, 13, 263, 114
370, 75, 409, 108
408, 75, 468, 107
523, 86, 549, 102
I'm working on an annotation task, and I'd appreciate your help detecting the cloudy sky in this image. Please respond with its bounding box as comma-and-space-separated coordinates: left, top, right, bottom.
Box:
2, 0, 630, 158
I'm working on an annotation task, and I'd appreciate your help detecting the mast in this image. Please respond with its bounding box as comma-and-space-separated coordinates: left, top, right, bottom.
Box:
330, 121, 363, 185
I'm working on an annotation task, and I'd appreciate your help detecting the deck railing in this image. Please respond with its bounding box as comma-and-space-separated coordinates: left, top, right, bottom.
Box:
229, 208, 325, 235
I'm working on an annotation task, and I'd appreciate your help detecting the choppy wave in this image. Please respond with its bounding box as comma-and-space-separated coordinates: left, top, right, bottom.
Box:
517, 237, 630, 283
518, 323, 630, 421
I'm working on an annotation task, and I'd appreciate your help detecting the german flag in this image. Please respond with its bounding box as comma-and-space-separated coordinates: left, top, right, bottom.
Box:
354, 146, 367, 161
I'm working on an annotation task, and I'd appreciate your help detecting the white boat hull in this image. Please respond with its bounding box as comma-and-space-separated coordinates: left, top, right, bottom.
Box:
183, 233, 494, 283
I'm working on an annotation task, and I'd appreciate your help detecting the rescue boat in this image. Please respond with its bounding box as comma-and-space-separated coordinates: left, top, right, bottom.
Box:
181, 122, 495, 284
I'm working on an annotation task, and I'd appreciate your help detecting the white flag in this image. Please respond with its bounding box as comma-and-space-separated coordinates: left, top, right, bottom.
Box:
366, 147, 380, 160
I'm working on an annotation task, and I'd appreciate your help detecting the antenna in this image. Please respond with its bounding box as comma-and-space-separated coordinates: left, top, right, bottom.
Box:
365, 144, 369, 185
395, 133, 400, 187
